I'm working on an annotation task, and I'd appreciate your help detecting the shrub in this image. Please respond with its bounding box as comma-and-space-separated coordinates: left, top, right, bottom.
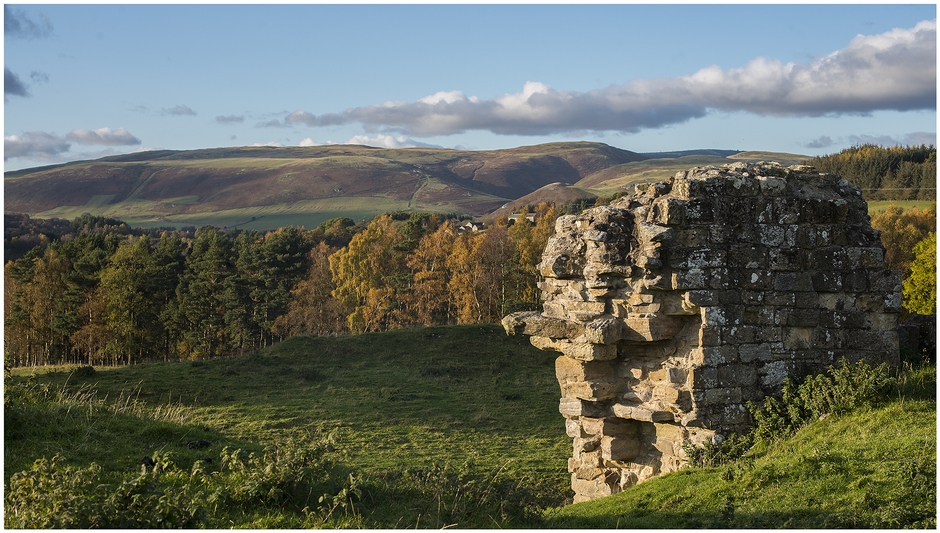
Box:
4, 442, 363, 529
216, 439, 351, 512
683, 358, 894, 466
748, 358, 892, 445
4, 453, 208, 528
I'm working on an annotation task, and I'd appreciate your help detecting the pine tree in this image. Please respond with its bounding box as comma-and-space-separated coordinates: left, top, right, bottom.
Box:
171, 227, 235, 359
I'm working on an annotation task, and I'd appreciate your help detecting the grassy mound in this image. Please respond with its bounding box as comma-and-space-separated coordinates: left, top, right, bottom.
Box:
5, 325, 936, 528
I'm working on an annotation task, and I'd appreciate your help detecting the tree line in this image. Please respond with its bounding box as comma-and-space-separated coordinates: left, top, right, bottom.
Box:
4, 205, 558, 367
809, 143, 936, 200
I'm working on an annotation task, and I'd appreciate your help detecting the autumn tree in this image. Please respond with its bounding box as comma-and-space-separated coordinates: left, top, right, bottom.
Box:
272, 242, 349, 337
506, 203, 559, 311
329, 214, 408, 333
902, 232, 936, 315
404, 220, 457, 326
870, 205, 936, 274
447, 222, 514, 324
18, 248, 72, 365
70, 287, 112, 365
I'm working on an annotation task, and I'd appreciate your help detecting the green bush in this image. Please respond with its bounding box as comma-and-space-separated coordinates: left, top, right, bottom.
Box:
5, 454, 208, 528
748, 358, 892, 445
4, 441, 362, 529
684, 358, 893, 467
355, 458, 554, 528
216, 439, 352, 512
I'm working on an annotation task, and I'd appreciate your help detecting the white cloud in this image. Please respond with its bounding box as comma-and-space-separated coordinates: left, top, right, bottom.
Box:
4, 131, 70, 160
66, 127, 141, 146
341, 134, 441, 149
250, 141, 285, 147
278, 20, 935, 137
299, 138, 320, 147
4, 129, 154, 163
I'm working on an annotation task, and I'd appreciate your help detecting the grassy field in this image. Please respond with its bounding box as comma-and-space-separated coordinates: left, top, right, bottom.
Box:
867, 200, 936, 214
5, 325, 570, 527
5, 325, 936, 528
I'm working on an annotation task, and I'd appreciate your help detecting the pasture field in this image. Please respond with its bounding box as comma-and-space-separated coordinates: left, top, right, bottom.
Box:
5, 325, 935, 528
867, 200, 936, 214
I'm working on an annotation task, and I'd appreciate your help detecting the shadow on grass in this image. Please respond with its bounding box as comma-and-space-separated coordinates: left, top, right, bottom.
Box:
542, 507, 850, 529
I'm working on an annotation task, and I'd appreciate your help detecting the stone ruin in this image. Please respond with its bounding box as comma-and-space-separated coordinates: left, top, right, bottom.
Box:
503, 162, 901, 503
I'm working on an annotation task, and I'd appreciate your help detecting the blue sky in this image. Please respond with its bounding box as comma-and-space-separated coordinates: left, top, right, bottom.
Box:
4, 3, 936, 171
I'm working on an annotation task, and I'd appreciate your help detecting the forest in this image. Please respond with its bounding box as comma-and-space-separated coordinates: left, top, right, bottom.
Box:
809, 143, 936, 200
4, 205, 559, 367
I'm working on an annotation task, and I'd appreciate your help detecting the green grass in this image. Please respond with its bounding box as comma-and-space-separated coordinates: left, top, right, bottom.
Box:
544, 363, 937, 528
5, 325, 570, 527
5, 326, 935, 528
867, 200, 936, 214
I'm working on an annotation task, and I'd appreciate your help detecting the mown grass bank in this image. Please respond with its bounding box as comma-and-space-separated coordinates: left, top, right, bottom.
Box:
5, 325, 936, 528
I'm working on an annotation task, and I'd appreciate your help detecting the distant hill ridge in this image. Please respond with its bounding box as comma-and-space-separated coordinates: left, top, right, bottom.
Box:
4, 142, 807, 230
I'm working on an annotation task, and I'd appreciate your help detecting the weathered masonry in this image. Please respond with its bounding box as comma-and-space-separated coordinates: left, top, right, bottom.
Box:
503, 162, 901, 503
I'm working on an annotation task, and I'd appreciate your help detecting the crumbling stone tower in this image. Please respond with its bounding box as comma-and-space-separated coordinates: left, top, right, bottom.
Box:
503, 162, 901, 503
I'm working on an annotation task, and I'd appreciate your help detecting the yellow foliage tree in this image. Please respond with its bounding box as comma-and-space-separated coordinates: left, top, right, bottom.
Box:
870, 205, 936, 273
329, 214, 407, 333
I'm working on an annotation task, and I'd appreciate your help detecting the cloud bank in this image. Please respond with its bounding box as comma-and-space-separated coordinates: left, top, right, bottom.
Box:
277, 20, 935, 137
297, 135, 441, 149
804, 131, 936, 150
5, 127, 142, 161
4, 131, 70, 160
66, 127, 142, 146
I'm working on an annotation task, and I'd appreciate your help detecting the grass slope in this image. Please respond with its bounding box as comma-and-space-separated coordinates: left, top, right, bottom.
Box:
545, 364, 937, 528
6, 325, 935, 528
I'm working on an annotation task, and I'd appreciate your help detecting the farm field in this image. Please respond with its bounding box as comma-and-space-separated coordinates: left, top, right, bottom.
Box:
5, 325, 935, 528
867, 200, 936, 214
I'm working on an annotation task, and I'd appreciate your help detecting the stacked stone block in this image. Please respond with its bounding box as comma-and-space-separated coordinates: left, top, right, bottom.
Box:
503, 162, 901, 503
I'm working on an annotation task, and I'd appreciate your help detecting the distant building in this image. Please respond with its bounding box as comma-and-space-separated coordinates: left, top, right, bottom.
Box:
459, 221, 485, 232
508, 213, 537, 223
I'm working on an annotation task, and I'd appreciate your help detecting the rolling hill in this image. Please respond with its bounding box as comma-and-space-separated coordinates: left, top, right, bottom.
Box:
4, 142, 808, 230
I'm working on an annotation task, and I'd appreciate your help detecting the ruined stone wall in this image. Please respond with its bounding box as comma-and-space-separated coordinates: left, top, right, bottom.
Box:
503, 162, 901, 503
